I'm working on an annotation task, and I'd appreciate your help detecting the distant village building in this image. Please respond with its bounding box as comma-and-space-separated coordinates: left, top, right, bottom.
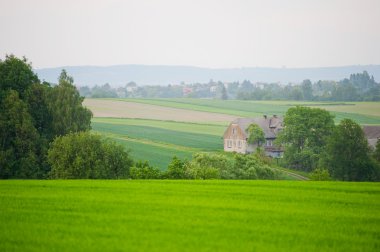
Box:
223, 115, 284, 157
210, 86, 218, 93
182, 87, 193, 96
363, 126, 380, 149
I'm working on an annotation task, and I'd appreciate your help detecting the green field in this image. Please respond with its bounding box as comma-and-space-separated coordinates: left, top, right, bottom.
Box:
1, 180, 379, 251
91, 118, 226, 169
110, 98, 380, 125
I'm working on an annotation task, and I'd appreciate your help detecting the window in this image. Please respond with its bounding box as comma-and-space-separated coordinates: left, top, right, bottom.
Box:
266, 140, 273, 146
232, 128, 236, 135
227, 140, 232, 148
238, 140, 242, 148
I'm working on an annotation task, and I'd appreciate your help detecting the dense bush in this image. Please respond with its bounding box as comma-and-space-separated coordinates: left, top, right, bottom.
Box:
165, 156, 187, 179
48, 132, 133, 179
130, 161, 161, 179
310, 168, 331, 181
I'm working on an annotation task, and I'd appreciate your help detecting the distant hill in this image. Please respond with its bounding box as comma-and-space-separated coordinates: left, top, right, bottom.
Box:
35, 65, 380, 87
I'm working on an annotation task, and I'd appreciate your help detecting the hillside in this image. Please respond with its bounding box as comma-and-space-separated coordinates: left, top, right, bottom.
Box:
35, 65, 380, 86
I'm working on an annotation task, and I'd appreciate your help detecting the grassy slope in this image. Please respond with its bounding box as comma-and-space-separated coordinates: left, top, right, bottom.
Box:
109, 98, 380, 125
1, 180, 379, 252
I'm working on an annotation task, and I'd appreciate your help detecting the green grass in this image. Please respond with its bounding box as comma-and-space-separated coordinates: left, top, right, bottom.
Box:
92, 122, 222, 151
1, 180, 379, 251
92, 118, 228, 136
111, 137, 193, 170
109, 98, 380, 124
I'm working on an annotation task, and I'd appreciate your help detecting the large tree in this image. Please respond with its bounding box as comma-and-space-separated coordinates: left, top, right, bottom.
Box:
48, 69, 92, 136
246, 123, 265, 146
0, 56, 93, 178
277, 106, 335, 171
0, 90, 40, 178
0, 55, 38, 97
322, 119, 379, 181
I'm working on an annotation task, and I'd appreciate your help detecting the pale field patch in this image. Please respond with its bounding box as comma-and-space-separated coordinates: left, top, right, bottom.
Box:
83, 99, 237, 123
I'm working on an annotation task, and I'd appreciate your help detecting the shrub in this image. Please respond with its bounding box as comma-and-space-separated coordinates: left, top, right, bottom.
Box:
165, 156, 186, 179
310, 168, 331, 181
130, 161, 162, 179
48, 132, 133, 179
185, 163, 220, 180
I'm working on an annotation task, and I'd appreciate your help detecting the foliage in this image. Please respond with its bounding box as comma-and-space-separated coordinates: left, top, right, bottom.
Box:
48, 70, 92, 136
165, 156, 187, 179
374, 139, 380, 162
182, 152, 278, 180
48, 132, 133, 179
0, 56, 93, 178
246, 123, 265, 145
322, 119, 379, 181
185, 163, 220, 179
310, 168, 331, 181
0, 90, 40, 178
0, 55, 38, 97
130, 161, 161, 179
277, 106, 335, 171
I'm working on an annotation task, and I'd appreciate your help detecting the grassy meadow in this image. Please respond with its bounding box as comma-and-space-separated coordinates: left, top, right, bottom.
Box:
1, 180, 379, 252
86, 98, 380, 169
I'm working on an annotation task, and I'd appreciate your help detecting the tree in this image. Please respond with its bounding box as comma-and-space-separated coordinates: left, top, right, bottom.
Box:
277, 106, 335, 171
0, 90, 40, 178
48, 70, 92, 136
301, 79, 313, 100
246, 123, 265, 146
48, 132, 133, 179
0, 55, 39, 97
166, 156, 186, 179
130, 161, 161, 179
322, 119, 379, 181
374, 139, 380, 162
221, 85, 228, 100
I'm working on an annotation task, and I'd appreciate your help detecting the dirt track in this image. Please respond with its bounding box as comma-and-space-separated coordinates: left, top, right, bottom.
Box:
83, 99, 237, 123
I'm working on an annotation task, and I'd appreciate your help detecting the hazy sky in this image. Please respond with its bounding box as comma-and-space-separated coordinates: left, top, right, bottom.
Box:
1, 0, 380, 68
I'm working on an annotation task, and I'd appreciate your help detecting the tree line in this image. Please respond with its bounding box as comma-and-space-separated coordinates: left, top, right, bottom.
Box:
78, 72, 380, 101
276, 106, 380, 181
0, 55, 131, 179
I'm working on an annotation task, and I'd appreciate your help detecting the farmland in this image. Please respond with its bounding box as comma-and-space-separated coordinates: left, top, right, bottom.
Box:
85, 98, 380, 169
1, 180, 379, 252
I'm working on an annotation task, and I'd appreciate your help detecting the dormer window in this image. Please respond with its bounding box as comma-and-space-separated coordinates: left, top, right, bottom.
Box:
232, 128, 236, 135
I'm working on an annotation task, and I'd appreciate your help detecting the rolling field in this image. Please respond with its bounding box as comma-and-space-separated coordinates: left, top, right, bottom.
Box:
1, 180, 379, 251
84, 98, 380, 168
91, 118, 226, 169
95, 98, 380, 125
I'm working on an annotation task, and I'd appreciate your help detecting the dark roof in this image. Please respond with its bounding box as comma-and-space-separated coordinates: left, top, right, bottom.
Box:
363, 126, 380, 139
232, 116, 283, 139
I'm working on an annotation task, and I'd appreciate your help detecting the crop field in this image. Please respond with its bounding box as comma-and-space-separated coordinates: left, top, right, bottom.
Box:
83, 99, 236, 123
85, 98, 380, 168
1, 180, 379, 252
91, 118, 226, 169
96, 98, 380, 125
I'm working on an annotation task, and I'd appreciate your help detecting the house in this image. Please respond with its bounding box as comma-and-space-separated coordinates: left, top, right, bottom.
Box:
223, 115, 284, 157
363, 126, 380, 149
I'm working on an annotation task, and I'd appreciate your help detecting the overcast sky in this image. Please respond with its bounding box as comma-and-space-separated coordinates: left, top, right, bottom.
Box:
1, 0, 380, 69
